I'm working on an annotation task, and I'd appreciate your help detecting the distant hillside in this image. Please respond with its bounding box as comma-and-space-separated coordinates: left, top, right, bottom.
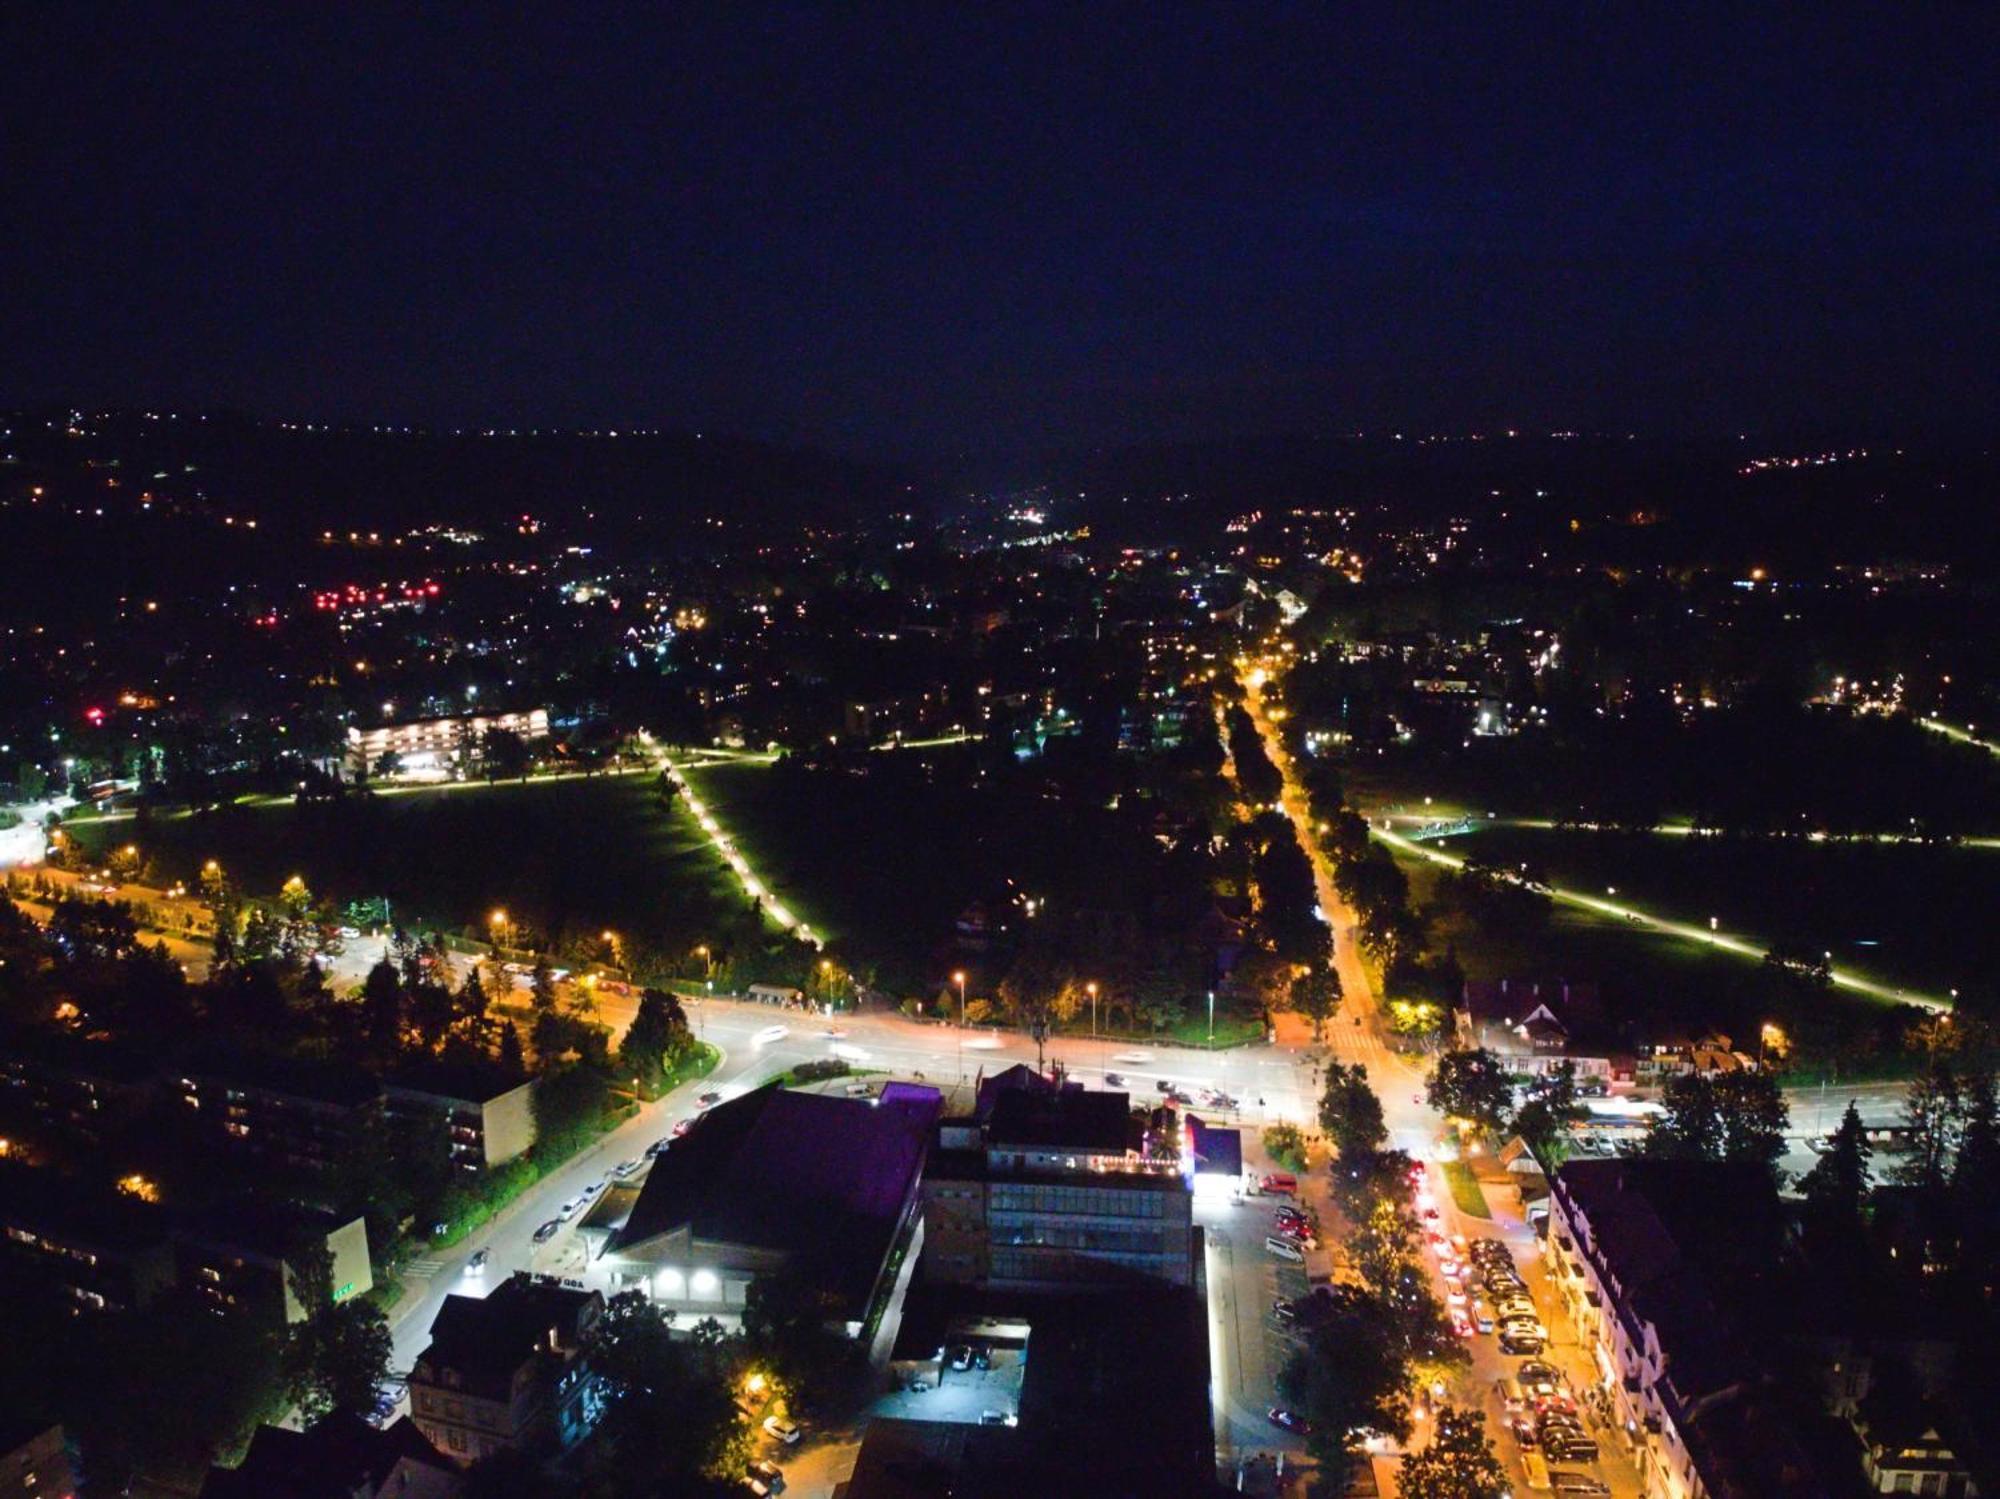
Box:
1, 408, 909, 537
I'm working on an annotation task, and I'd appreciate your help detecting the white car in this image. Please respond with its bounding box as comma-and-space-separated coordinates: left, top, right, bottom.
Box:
763, 1415, 801, 1445
754, 1025, 789, 1045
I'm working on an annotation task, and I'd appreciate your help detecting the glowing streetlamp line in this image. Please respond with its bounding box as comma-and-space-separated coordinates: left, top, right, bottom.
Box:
1371, 824, 1949, 1013
659, 753, 824, 951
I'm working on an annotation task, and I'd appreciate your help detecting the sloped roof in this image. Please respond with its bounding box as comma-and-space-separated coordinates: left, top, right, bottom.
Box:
419, 1274, 597, 1400
200, 1413, 456, 1499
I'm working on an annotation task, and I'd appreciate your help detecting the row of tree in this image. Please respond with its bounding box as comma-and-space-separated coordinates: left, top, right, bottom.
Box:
1285, 1063, 1509, 1495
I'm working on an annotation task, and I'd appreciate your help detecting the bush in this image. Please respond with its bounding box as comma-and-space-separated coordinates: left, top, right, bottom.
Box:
788, 1058, 851, 1083
1263, 1123, 1308, 1172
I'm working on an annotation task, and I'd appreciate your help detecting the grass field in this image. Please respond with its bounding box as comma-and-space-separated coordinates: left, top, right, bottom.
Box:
64, 776, 766, 959
1387, 840, 1918, 1059
1449, 825, 1990, 1002
681, 749, 1170, 991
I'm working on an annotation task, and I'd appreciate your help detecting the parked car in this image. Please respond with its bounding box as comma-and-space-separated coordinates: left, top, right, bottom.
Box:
672, 1117, 695, 1138
698, 1091, 724, 1109
645, 1135, 674, 1157
1500, 1331, 1546, 1356
1104, 1072, 1125, 1086
1548, 1473, 1609, 1496
1258, 1172, 1298, 1196
611, 1158, 644, 1180
1266, 1407, 1310, 1434
1265, 1236, 1306, 1263
533, 1219, 561, 1244
762, 1416, 801, 1445
748, 1460, 785, 1493
949, 1346, 973, 1371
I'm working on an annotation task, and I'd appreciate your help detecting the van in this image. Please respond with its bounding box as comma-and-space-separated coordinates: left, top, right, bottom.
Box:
1259, 1173, 1298, 1196
1495, 1376, 1527, 1413
1264, 1235, 1305, 1263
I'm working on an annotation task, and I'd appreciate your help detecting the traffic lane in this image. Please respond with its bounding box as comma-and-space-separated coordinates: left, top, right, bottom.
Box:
683, 998, 1315, 1122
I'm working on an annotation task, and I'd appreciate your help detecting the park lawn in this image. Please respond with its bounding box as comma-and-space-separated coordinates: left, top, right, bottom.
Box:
64, 776, 766, 958
1442, 1160, 1491, 1219
1385, 839, 1947, 1083
1448, 824, 1991, 1003
680, 749, 1176, 993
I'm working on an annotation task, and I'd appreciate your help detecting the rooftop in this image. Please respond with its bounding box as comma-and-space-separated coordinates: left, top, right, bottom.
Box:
0, 1161, 168, 1255
387, 1055, 531, 1105
985, 1086, 1134, 1153
418, 1273, 599, 1400
608, 1082, 940, 1311
200, 1412, 457, 1499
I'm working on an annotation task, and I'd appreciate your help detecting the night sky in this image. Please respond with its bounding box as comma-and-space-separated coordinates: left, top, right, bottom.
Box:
4, 6, 1994, 459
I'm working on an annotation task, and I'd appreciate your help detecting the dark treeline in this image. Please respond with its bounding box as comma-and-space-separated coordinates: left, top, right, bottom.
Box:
1384, 701, 2000, 838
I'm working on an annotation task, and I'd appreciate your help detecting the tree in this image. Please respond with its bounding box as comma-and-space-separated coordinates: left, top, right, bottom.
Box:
1426, 1049, 1512, 1137
1348, 1195, 1422, 1302
1710, 1070, 1790, 1173
496, 1020, 526, 1076
1319, 1062, 1388, 1161
1800, 1101, 1872, 1258
1277, 1287, 1413, 1489
1897, 1057, 1963, 1191
533, 1062, 609, 1163
1511, 1062, 1584, 1165
1290, 962, 1342, 1035
743, 1273, 857, 1413
1952, 1071, 2000, 1276
1398, 1404, 1509, 1499
592, 1292, 750, 1493
1645, 1070, 1788, 1173
530, 954, 559, 1013
359, 959, 405, 1059
282, 1242, 393, 1422
619, 988, 694, 1094
1645, 1072, 1725, 1161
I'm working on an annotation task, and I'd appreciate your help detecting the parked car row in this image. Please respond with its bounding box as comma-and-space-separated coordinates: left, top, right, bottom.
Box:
1499, 1361, 1607, 1490
1461, 1236, 1548, 1356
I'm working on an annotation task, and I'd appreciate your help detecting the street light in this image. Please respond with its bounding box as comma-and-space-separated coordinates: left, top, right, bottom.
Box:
1759, 1022, 1784, 1069
489, 908, 510, 951
952, 971, 968, 1088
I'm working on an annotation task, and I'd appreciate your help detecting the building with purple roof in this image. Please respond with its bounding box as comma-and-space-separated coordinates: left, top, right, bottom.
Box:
597, 1081, 941, 1334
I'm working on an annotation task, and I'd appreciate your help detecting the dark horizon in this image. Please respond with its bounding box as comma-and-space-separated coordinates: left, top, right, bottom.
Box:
4, 7, 1995, 463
